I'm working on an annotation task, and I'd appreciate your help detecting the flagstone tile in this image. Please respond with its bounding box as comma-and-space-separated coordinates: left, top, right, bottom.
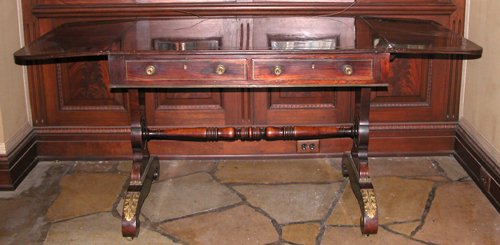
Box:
216, 158, 343, 184
321, 226, 422, 245
0, 163, 74, 244
46, 173, 128, 222
158, 160, 217, 181
142, 173, 241, 222
410, 175, 450, 182
370, 157, 441, 177
327, 184, 359, 226
0, 197, 50, 244
414, 182, 500, 244
375, 177, 433, 224
386, 221, 420, 236
160, 205, 279, 245
72, 161, 116, 173
0, 161, 54, 199
282, 223, 320, 245
430, 156, 469, 181
234, 183, 341, 224
327, 177, 433, 226
44, 212, 178, 244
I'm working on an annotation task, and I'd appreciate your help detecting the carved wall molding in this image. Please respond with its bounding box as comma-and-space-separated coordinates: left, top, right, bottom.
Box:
36, 126, 131, 134
370, 122, 457, 131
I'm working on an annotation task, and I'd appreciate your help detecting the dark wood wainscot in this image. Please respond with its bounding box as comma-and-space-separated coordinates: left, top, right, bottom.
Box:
14, 0, 481, 239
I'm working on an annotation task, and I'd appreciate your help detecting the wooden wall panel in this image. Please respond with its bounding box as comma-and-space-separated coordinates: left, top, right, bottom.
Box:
57, 61, 126, 111
41, 60, 130, 126
20, 0, 467, 158
254, 88, 352, 125
147, 89, 235, 126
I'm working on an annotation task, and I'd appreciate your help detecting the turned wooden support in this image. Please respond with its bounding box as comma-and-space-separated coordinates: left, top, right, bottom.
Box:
147, 126, 353, 141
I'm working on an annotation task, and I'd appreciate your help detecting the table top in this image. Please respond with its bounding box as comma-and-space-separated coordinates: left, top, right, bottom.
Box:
14, 16, 482, 64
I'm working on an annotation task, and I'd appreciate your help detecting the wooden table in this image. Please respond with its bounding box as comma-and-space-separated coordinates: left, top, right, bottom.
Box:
14, 16, 481, 238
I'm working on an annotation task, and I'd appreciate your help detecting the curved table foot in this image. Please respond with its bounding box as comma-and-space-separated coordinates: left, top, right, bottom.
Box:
342, 152, 378, 235
360, 188, 378, 234
121, 156, 160, 238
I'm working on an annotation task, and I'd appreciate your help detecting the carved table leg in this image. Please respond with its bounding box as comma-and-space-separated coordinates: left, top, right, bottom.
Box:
342, 87, 378, 235
122, 89, 160, 238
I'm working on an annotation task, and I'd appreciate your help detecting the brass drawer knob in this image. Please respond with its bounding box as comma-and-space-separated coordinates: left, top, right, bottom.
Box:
343, 65, 353, 76
216, 64, 226, 75
273, 65, 282, 76
145, 65, 156, 76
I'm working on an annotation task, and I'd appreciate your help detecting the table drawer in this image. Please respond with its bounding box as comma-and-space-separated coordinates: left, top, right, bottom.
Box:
252, 59, 373, 81
126, 59, 247, 81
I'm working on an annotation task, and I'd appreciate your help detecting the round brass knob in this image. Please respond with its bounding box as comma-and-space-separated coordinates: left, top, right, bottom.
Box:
273, 65, 282, 76
145, 65, 156, 76
343, 65, 353, 76
215, 64, 226, 75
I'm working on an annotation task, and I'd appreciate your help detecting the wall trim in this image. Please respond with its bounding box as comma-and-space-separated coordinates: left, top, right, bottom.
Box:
459, 120, 500, 164
0, 129, 38, 190
0, 122, 32, 155
454, 122, 500, 211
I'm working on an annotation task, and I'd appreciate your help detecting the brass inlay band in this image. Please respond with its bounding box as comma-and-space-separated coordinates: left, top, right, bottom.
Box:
123, 192, 140, 222
130, 180, 142, 186
361, 189, 377, 219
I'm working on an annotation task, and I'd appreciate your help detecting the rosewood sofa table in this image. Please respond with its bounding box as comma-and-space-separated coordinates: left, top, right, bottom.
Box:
14, 16, 481, 239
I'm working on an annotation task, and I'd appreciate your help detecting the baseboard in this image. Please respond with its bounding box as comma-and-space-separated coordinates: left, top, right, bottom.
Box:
0, 129, 38, 190
0, 122, 32, 155
454, 123, 500, 211
2, 122, 495, 199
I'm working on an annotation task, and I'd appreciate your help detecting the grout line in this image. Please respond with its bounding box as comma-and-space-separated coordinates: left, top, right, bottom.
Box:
381, 219, 421, 226
154, 169, 215, 183
410, 185, 438, 237
49, 210, 112, 225
226, 180, 345, 186
325, 224, 359, 228
430, 159, 454, 182
280, 220, 323, 226
146, 215, 187, 244
457, 176, 472, 182
158, 202, 245, 224
380, 225, 438, 245
214, 175, 284, 239
211, 170, 286, 239
277, 240, 302, 245
315, 179, 349, 245
208, 159, 219, 174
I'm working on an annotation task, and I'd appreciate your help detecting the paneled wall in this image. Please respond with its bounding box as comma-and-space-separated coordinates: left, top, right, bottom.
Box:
20, 0, 466, 159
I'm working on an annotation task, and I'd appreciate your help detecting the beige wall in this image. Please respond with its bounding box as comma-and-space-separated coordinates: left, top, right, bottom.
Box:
462, 0, 500, 163
0, 0, 31, 155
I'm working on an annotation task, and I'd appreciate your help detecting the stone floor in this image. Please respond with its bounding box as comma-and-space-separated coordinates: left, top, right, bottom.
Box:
0, 156, 499, 244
